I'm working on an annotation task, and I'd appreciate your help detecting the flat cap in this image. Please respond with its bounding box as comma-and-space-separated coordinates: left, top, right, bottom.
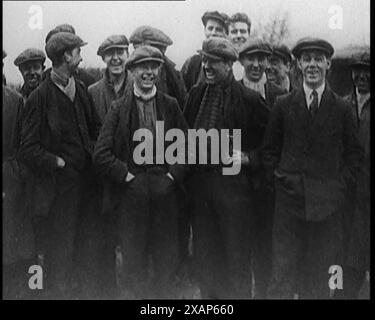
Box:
271, 44, 292, 63
125, 45, 164, 70
14, 48, 46, 66
198, 37, 238, 61
349, 49, 370, 68
45, 32, 87, 60
239, 38, 273, 57
129, 25, 173, 48
97, 35, 129, 57
45, 23, 76, 44
201, 11, 229, 32
292, 37, 334, 58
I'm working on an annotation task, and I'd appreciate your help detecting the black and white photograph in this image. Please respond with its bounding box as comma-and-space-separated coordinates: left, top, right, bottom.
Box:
2, 0, 370, 303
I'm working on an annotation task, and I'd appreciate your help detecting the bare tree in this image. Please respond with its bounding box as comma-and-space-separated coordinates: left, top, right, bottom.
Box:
252, 11, 290, 45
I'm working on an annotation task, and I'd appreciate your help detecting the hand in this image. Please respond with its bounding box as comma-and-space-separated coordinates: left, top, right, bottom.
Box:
166, 173, 174, 181
231, 150, 250, 166
125, 172, 135, 183
56, 156, 66, 168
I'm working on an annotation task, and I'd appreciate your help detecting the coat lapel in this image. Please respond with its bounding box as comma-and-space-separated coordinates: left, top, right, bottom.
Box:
45, 78, 62, 145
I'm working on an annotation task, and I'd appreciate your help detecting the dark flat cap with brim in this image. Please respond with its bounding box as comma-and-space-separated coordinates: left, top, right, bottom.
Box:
292, 37, 334, 58
201, 11, 228, 32
97, 35, 129, 57
125, 45, 164, 70
198, 37, 238, 62
239, 38, 273, 58
14, 48, 46, 66
349, 50, 370, 68
272, 44, 293, 63
45, 24, 76, 44
45, 32, 87, 60
129, 25, 173, 48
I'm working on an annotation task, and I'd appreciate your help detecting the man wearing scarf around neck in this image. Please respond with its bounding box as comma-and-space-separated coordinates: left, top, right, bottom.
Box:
94, 45, 188, 299
183, 37, 269, 299
18, 32, 102, 299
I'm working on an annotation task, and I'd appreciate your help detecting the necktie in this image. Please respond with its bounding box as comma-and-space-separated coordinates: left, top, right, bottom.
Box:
309, 90, 319, 119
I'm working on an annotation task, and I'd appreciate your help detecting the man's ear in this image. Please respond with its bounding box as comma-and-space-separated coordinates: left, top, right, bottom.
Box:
63, 50, 71, 62
296, 58, 302, 71
326, 58, 332, 70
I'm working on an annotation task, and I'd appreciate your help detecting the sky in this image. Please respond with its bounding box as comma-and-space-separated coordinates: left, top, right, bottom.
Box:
3, 0, 370, 85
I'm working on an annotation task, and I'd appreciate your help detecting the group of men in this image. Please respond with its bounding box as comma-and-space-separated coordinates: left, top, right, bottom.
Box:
2, 9, 370, 300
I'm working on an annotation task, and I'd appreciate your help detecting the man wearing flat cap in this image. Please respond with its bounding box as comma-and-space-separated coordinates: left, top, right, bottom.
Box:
239, 38, 286, 109
43, 24, 95, 88
340, 49, 370, 299
94, 45, 188, 299
266, 44, 293, 93
238, 37, 285, 299
183, 37, 268, 299
14, 48, 46, 100
88, 34, 132, 122
129, 25, 187, 111
262, 37, 363, 299
3, 51, 35, 299
181, 11, 229, 93
18, 31, 102, 298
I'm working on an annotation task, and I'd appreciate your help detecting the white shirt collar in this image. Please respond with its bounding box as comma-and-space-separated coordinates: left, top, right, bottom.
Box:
303, 81, 325, 108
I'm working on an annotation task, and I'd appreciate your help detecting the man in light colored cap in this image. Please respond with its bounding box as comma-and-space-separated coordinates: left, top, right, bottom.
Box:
14, 48, 46, 100
262, 37, 363, 299
94, 45, 188, 299
341, 48, 370, 299
183, 37, 268, 299
239, 38, 285, 108
88, 34, 131, 121
265, 44, 293, 93
19, 31, 102, 299
181, 11, 229, 92
129, 25, 187, 110
43, 24, 95, 88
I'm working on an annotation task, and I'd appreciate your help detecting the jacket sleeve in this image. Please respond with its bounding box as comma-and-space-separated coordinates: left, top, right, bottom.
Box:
93, 103, 128, 184
260, 96, 284, 176
246, 93, 270, 169
340, 99, 364, 189
167, 98, 190, 184
18, 92, 59, 173
85, 85, 103, 142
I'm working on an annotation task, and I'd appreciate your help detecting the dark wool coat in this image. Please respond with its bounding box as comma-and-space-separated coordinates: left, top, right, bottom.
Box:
261, 85, 364, 221
183, 77, 269, 175
93, 90, 189, 215
18, 75, 102, 217
3, 85, 35, 264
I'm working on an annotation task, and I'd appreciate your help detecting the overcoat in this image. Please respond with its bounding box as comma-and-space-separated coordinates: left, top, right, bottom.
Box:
261, 85, 364, 221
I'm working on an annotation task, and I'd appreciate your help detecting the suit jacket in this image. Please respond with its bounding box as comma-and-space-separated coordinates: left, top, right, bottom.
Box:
181, 54, 203, 93
93, 90, 188, 214
18, 75, 102, 217
88, 70, 133, 122
183, 77, 269, 177
261, 84, 363, 221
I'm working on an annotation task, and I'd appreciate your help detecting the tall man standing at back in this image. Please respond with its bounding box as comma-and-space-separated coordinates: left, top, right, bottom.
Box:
262, 38, 363, 299
18, 32, 102, 298
227, 12, 251, 80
